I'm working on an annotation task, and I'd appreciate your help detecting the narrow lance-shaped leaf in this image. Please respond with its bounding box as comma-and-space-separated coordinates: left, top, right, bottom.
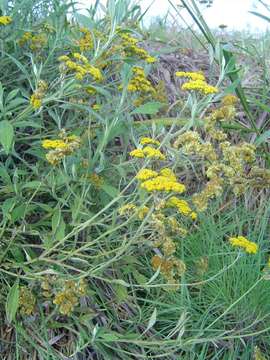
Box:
5, 280, 20, 323
0, 120, 14, 154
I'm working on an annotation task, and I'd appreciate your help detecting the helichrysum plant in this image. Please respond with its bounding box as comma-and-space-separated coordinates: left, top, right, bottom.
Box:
1, 2, 269, 359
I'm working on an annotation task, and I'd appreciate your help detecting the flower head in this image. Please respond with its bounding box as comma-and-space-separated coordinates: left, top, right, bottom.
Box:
30, 94, 42, 109
136, 169, 158, 181
182, 79, 218, 95
140, 137, 160, 146
0, 16, 12, 25
42, 134, 80, 165
229, 236, 258, 254
175, 71, 205, 81
141, 176, 186, 193
130, 146, 165, 160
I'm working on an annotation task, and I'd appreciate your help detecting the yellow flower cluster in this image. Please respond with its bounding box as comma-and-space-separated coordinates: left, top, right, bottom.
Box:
30, 80, 48, 109
0, 16, 12, 25
205, 94, 237, 141
130, 145, 165, 160
176, 70, 218, 95
173, 131, 200, 154
127, 66, 156, 94
143, 146, 165, 159
192, 177, 223, 211
126, 67, 165, 107
19, 32, 47, 51
248, 166, 270, 189
139, 169, 186, 193
77, 27, 93, 51
129, 149, 145, 158
42, 132, 81, 165
53, 279, 87, 315
58, 53, 103, 82
41, 275, 56, 298
151, 212, 187, 241
182, 79, 218, 95
221, 94, 238, 106
195, 256, 209, 277
19, 287, 36, 316
118, 203, 137, 216
167, 217, 187, 236
18, 31, 32, 46
229, 236, 258, 254
136, 168, 158, 180
42, 22, 55, 33
173, 131, 216, 161
175, 71, 205, 81
141, 177, 184, 193
88, 173, 104, 188
173, 95, 267, 210
254, 346, 267, 360
166, 196, 197, 219
86, 86, 97, 95
174, 130, 226, 210
206, 162, 234, 179
92, 103, 101, 111
118, 203, 150, 220
42, 139, 70, 150
137, 206, 150, 220
222, 141, 256, 169
119, 32, 156, 63
140, 137, 160, 146
130, 136, 165, 160
129, 143, 197, 290
148, 210, 188, 289
151, 255, 186, 290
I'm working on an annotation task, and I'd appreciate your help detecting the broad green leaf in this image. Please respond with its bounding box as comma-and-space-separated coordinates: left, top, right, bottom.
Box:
101, 183, 119, 198
133, 270, 148, 285
22, 181, 43, 189
0, 165, 11, 184
134, 117, 191, 128
75, 13, 95, 29
2, 198, 16, 219
10, 247, 25, 263
11, 204, 36, 222
107, 122, 127, 142
11, 204, 26, 222
113, 284, 128, 303
6, 88, 20, 103
0, 120, 14, 154
131, 101, 164, 115
6, 280, 20, 323
6, 98, 27, 111
98, 331, 120, 341
15, 121, 43, 129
